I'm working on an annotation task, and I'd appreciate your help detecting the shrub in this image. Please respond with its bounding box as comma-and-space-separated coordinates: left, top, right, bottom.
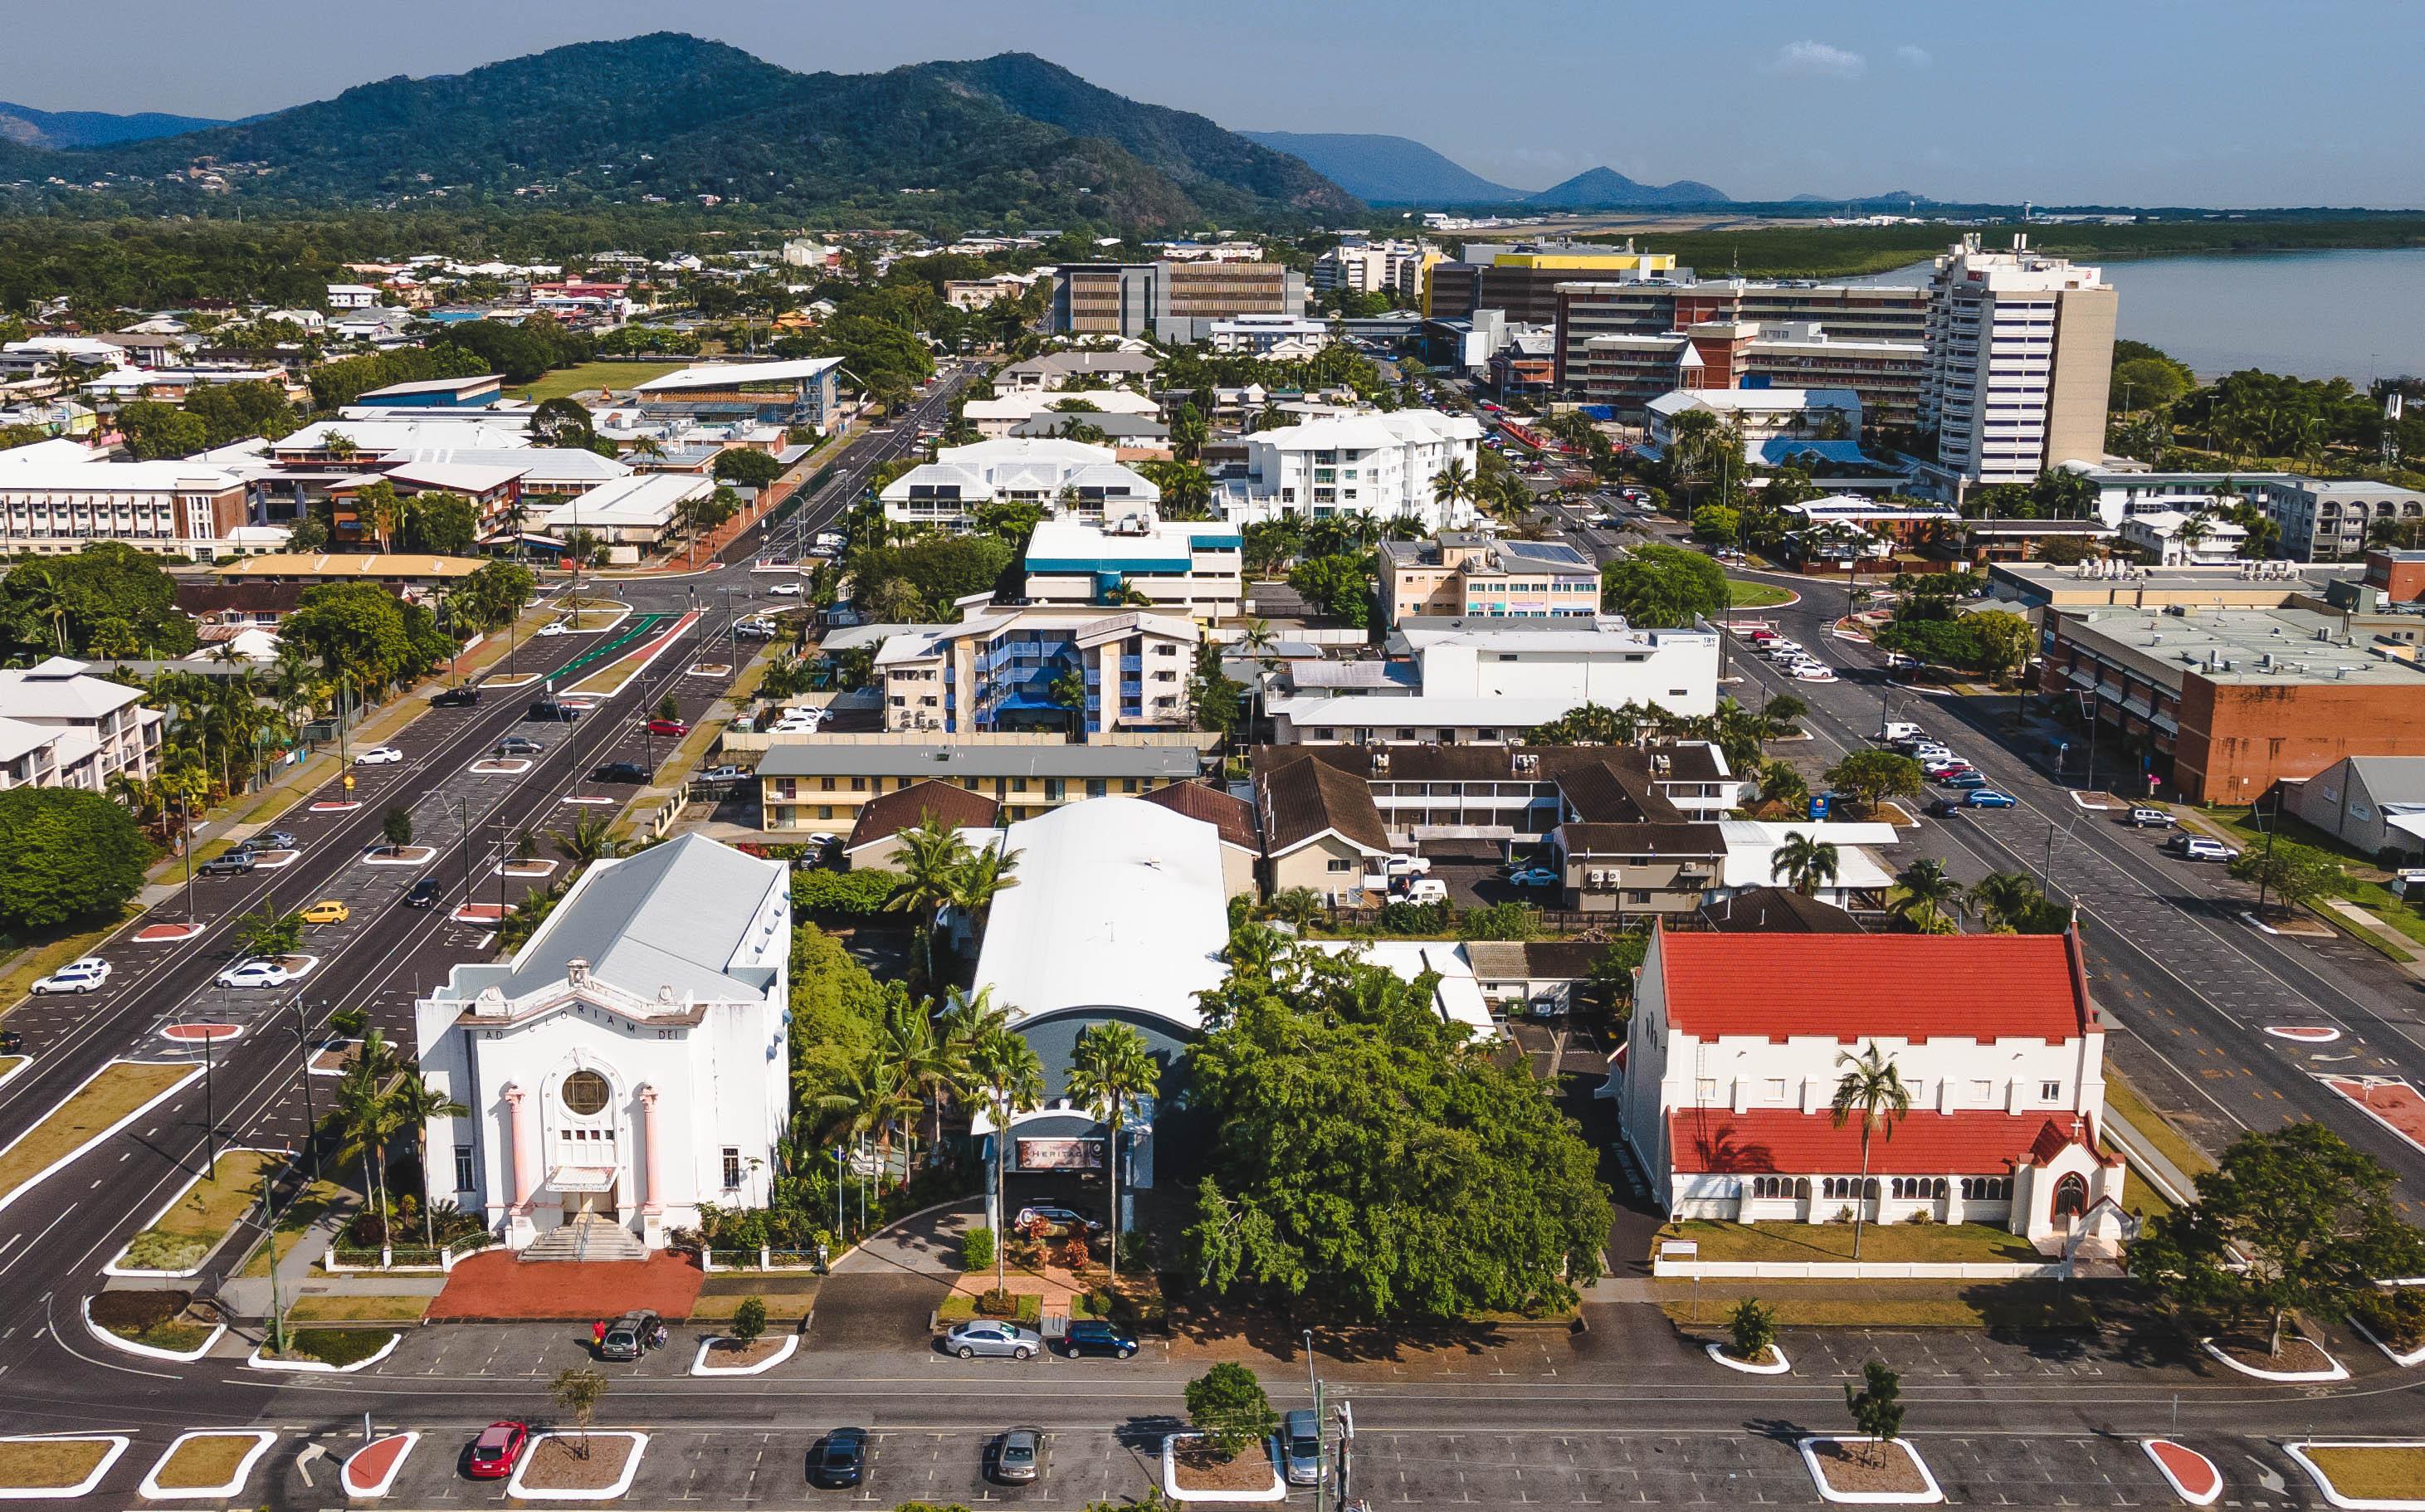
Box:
2352, 1285, 2425, 1349
120, 1230, 209, 1272
1726, 1298, 1778, 1363
1185, 1363, 1278, 1458
959, 1227, 996, 1272
1061, 1233, 1091, 1271
976, 1288, 1019, 1318
728, 1296, 768, 1346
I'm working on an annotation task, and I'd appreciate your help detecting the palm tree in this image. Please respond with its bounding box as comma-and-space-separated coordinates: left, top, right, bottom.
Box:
1758, 760, 1809, 817
334, 1031, 403, 1227
1973, 872, 2048, 934
552, 818, 618, 869
1430, 456, 1476, 521
1169, 404, 1210, 463
1769, 832, 1840, 897
948, 843, 1022, 939
812, 1051, 922, 1208
887, 815, 974, 954
1889, 859, 1967, 933
1066, 1021, 1160, 1285
388, 1070, 468, 1250
969, 1023, 1044, 1293
1829, 1043, 1912, 1261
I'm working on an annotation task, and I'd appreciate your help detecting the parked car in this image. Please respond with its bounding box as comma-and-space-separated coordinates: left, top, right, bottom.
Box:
598, 1309, 663, 1362
300, 900, 350, 925
254, 830, 299, 851
430, 686, 481, 709
31, 958, 110, 994
993, 1427, 1043, 1485
2170, 834, 2239, 862
1056, 1320, 1139, 1359
465, 1421, 528, 1480
1747, 629, 1780, 646
1920, 758, 1972, 778
1909, 743, 1954, 763
768, 583, 803, 597
735, 618, 780, 640
1403, 877, 1450, 905
1942, 771, 1991, 790
403, 876, 442, 910
354, 745, 403, 765
2125, 807, 2176, 828
525, 700, 583, 723
1879, 721, 1925, 744
809, 1427, 867, 1489
197, 852, 257, 877
1792, 664, 1838, 683
944, 1322, 1043, 1360
1282, 1410, 1325, 1486
215, 958, 291, 989
495, 736, 544, 756
698, 765, 753, 786
589, 762, 650, 784
1382, 854, 1432, 877
1015, 1205, 1103, 1237
1964, 789, 2019, 808
1507, 866, 1560, 888
645, 717, 690, 737
1925, 797, 1969, 819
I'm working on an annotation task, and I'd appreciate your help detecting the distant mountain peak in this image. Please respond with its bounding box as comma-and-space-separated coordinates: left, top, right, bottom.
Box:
1525, 166, 1731, 209
0, 100, 229, 149
1240, 131, 1517, 206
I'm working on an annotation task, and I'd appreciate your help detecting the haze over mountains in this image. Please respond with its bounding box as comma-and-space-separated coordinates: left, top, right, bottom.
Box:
0, 102, 232, 149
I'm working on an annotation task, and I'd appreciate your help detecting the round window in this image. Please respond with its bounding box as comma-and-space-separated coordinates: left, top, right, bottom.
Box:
561, 1070, 611, 1116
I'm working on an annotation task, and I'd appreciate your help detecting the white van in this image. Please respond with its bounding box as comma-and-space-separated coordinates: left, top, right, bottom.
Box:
1880, 721, 1925, 744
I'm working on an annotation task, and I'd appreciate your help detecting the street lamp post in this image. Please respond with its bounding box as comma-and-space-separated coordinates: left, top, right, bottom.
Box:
290, 996, 318, 1177
457, 798, 476, 912
178, 797, 195, 924
200, 1022, 217, 1173
1303, 1329, 1325, 1512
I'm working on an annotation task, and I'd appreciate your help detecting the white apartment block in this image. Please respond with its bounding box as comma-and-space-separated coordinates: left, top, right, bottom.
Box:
0, 454, 252, 560
2117, 510, 2248, 566
879, 438, 1162, 531
1311, 239, 1437, 302
875, 601, 1201, 735
1022, 516, 1243, 620
0, 656, 164, 791
1217, 409, 1485, 531
961, 388, 1159, 439
2060, 464, 2425, 563
1920, 235, 2117, 488
1617, 927, 2127, 1246
1207, 315, 1334, 355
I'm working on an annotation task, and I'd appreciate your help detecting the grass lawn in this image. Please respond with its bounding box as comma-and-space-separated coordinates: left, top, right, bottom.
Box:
511, 360, 686, 404
691, 1285, 818, 1324
0, 910, 139, 1007
89, 1290, 216, 1353
2102, 1073, 2215, 1180
265, 1328, 396, 1367
2302, 1445, 2425, 1503
1726, 579, 1797, 609
153, 1435, 256, 1490
1655, 1279, 2098, 1331
0, 1062, 193, 1204
0, 1057, 21, 1080
285, 1293, 432, 1324
1655, 1219, 2041, 1266
0, 1438, 113, 1489
2205, 805, 2425, 950
240, 1176, 341, 1278
118, 1149, 280, 1271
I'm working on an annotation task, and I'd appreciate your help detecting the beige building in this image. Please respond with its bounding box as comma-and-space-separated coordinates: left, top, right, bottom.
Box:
1378, 533, 1602, 625
874, 602, 1200, 736
1256, 755, 1397, 904
0, 656, 164, 791
1920, 235, 2116, 487
756, 736, 1202, 832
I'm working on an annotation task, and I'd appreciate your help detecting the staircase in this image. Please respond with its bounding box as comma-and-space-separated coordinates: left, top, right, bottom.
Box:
517, 1214, 648, 1263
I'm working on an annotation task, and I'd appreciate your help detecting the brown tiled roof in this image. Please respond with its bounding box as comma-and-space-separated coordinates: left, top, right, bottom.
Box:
1140, 780, 1258, 851
845, 780, 1000, 851
1699, 886, 1865, 934
1257, 758, 1391, 856
1556, 821, 1726, 856
1463, 939, 1606, 980
1253, 739, 1722, 789
172, 583, 315, 616
1552, 758, 1683, 824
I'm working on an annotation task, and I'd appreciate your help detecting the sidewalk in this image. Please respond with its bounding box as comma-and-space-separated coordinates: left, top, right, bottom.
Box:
2321, 897, 2425, 977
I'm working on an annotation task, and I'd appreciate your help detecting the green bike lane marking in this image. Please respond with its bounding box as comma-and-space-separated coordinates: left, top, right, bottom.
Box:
547, 614, 670, 684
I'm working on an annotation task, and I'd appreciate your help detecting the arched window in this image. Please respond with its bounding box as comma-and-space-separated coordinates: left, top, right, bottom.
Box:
1861, 1178, 1879, 1201
2054, 1172, 2089, 1220
1932, 1178, 1949, 1200
1794, 1178, 1811, 1201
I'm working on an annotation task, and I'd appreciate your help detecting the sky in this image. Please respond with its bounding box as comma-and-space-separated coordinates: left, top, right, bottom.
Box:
4, 0, 2422, 207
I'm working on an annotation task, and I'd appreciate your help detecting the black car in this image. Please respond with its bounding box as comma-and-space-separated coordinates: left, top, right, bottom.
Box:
197, 852, 257, 876
810, 1427, 867, 1489
403, 876, 442, 909
525, 700, 583, 723
1925, 797, 1968, 819
0, 1031, 23, 1056
598, 1309, 661, 1363
1057, 1320, 1139, 1359
431, 685, 481, 709
589, 761, 649, 784
495, 736, 544, 756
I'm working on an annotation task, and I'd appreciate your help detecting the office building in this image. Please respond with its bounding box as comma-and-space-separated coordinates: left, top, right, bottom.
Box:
1022, 516, 1244, 620
1919, 236, 2117, 488
2283, 755, 2425, 864
1563, 319, 1926, 429
1051, 261, 1306, 342
1378, 533, 1602, 624
628, 358, 844, 432
1427, 241, 1680, 325
0, 456, 251, 560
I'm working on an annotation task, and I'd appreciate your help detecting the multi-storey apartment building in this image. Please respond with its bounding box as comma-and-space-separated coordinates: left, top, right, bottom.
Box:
2061, 465, 2425, 563
1312, 238, 1438, 303
0, 455, 252, 561
1920, 235, 2116, 487
877, 438, 1162, 532
0, 656, 164, 790
874, 602, 1200, 735
757, 738, 1201, 831
1022, 516, 1243, 620
1051, 261, 1306, 342
1378, 533, 1602, 624
1216, 410, 1485, 529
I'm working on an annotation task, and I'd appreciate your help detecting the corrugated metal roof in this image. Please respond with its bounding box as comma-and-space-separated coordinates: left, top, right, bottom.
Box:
500, 834, 784, 1002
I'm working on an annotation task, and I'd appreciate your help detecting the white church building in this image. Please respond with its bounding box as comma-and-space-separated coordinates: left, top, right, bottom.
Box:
412, 835, 792, 1256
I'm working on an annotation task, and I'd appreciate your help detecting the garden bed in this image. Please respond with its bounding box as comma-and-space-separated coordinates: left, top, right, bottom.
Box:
1653, 1220, 2040, 1266
507, 1432, 647, 1500
110, 1149, 278, 1275
1799, 1437, 1943, 1505
2205, 1331, 2349, 1381
2287, 1442, 2425, 1510
1162, 1434, 1286, 1502
0, 1436, 127, 1498
937, 1290, 1042, 1328
139, 1432, 276, 1500
250, 1328, 399, 1372
691, 1333, 798, 1375
86, 1290, 218, 1356
1706, 1341, 1791, 1374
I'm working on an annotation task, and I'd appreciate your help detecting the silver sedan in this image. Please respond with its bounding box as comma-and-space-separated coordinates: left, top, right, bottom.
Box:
943, 1322, 1042, 1361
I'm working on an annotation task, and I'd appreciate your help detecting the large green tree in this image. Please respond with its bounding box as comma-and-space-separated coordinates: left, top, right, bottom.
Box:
0, 543, 197, 660
0, 786, 152, 928
282, 582, 451, 693
1600, 544, 1730, 627
1184, 935, 1610, 1319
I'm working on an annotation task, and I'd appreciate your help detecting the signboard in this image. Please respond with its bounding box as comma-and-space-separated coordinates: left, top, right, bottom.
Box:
1016, 1137, 1104, 1172
1808, 793, 1830, 821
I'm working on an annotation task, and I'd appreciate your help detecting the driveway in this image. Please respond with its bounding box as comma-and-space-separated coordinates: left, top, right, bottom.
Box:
813, 1197, 980, 1353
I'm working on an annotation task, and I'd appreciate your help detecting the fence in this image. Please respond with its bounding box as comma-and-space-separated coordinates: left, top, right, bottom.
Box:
1651, 1256, 2065, 1280
700, 1245, 827, 1274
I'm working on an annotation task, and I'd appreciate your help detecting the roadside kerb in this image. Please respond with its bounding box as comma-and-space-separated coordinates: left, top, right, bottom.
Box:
0, 1061, 203, 1215
1652, 1257, 2061, 1280
103, 1146, 280, 1278
0, 1434, 130, 1500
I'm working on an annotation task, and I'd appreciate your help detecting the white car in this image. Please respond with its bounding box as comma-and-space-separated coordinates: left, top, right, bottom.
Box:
354, 745, 403, 765
768, 583, 803, 597
31, 957, 110, 994
1792, 664, 1839, 682
1920, 756, 1971, 777
215, 958, 292, 989
1382, 855, 1432, 877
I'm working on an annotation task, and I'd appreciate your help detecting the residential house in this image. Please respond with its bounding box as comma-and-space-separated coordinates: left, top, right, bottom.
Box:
2283, 755, 2425, 863
0, 656, 164, 792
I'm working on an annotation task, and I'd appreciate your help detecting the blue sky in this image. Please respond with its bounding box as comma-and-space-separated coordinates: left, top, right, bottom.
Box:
5, 0, 2419, 207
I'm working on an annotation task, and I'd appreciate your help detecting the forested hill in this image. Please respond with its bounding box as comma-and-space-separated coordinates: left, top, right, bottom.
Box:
0, 34, 1361, 230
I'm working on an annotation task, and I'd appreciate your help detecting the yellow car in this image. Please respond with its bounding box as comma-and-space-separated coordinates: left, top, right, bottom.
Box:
300, 900, 350, 926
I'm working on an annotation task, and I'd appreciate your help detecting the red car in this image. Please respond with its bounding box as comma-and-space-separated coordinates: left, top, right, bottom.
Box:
644, 717, 690, 736
466, 1421, 528, 1480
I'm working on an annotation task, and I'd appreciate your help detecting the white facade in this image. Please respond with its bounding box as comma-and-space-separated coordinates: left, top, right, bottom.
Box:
1405, 619, 1720, 714
0, 460, 251, 560
1311, 240, 1435, 300
0, 656, 163, 791
1207, 315, 1334, 354
1920, 237, 2115, 486
962, 388, 1159, 439
1646, 387, 1863, 449
1218, 409, 1485, 531
879, 437, 1161, 531
1022, 515, 1244, 620
412, 836, 791, 1253
325, 284, 380, 309
2057, 463, 2425, 563
2117, 509, 2248, 566
1616, 928, 2125, 1247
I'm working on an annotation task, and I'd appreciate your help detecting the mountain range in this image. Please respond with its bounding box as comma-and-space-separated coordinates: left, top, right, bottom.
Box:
0, 35, 1359, 227
0, 101, 231, 149
1242, 131, 1733, 208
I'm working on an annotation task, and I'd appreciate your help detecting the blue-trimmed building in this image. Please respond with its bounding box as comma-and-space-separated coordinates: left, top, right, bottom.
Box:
1022, 516, 1242, 620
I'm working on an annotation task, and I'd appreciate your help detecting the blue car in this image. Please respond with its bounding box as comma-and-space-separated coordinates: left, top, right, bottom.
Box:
1965, 788, 2018, 808
1944, 771, 1990, 790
